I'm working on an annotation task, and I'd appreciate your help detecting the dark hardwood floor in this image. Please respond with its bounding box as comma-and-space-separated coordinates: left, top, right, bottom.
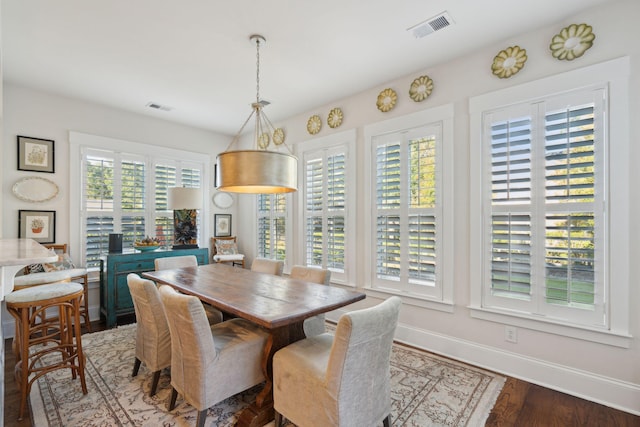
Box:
4, 317, 639, 427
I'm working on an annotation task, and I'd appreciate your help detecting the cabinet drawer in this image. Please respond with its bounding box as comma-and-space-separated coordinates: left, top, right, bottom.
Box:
113, 260, 155, 273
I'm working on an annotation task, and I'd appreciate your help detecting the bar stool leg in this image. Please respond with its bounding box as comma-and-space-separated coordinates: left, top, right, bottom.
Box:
72, 297, 87, 393
6, 285, 89, 421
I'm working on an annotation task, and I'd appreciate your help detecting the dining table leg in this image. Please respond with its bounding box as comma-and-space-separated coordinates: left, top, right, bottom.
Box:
236, 321, 306, 427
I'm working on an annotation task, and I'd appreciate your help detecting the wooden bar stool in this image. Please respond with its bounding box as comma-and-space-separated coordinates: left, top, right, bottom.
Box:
5, 282, 88, 420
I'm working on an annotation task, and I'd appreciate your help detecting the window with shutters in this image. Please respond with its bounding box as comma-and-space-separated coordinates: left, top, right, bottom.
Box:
257, 194, 288, 263
373, 125, 441, 296
71, 133, 208, 269
469, 58, 631, 344
480, 91, 605, 326
297, 130, 355, 285
364, 107, 454, 303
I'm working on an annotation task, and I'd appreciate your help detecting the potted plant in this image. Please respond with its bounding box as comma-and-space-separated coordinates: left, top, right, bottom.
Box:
31, 218, 44, 233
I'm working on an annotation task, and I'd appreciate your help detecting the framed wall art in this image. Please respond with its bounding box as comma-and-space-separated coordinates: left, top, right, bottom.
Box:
214, 214, 232, 237
17, 135, 55, 173
19, 210, 56, 243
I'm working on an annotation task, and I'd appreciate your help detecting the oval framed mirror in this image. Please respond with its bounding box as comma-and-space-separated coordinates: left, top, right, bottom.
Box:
212, 192, 234, 209
12, 176, 59, 203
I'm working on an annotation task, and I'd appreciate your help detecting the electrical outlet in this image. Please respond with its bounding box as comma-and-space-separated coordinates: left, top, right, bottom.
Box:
505, 325, 518, 343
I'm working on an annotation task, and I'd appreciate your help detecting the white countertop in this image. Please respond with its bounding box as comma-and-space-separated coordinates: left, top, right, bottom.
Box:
0, 238, 58, 298
0, 238, 57, 266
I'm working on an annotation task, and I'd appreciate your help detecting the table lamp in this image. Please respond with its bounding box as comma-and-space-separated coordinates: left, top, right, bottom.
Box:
167, 187, 202, 249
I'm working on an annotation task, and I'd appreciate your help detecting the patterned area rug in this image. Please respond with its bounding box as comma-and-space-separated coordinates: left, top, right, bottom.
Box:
30, 323, 505, 426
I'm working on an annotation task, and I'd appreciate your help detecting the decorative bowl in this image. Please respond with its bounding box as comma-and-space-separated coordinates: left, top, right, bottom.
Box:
134, 245, 160, 252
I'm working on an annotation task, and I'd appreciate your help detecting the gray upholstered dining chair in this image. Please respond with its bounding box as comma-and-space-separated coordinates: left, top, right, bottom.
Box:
289, 265, 331, 337
273, 296, 402, 427
250, 257, 284, 276
126, 273, 171, 397
154, 255, 223, 325
158, 285, 268, 427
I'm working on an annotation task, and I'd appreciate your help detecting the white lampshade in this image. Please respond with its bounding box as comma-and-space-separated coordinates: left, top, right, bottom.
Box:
167, 187, 202, 210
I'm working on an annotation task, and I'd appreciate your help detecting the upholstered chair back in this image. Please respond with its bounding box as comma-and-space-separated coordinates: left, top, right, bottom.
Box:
273, 296, 401, 427
290, 266, 332, 336
155, 256, 223, 325
159, 285, 217, 410
250, 258, 284, 276
289, 265, 331, 285
158, 284, 268, 419
126, 274, 171, 374
328, 296, 401, 425
154, 255, 197, 271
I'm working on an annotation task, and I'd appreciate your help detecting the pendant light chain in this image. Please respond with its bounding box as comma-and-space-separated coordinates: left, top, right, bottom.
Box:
256, 37, 261, 104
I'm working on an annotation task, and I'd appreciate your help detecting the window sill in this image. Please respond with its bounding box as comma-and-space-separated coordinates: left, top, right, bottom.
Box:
469, 306, 632, 348
364, 286, 454, 313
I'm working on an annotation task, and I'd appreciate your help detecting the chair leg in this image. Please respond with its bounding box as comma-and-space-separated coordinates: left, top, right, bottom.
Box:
274, 410, 284, 427
82, 275, 92, 332
132, 357, 142, 377
168, 387, 178, 411
383, 414, 391, 427
150, 370, 161, 396
196, 409, 207, 427
71, 297, 88, 394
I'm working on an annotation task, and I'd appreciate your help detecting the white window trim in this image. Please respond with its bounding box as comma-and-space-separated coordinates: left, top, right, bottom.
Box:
469, 57, 631, 347
363, 105, 454, 309
295, 129, 356, 287
69, 131, 210, 266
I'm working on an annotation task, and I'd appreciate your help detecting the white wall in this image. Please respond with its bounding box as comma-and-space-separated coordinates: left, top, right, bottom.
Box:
236, 0, 640, 414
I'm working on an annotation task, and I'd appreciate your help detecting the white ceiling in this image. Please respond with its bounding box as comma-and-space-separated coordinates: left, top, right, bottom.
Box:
2, 0, 615, 136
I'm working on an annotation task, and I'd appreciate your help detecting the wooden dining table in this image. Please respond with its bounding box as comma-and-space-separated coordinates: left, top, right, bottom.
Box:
143, 262, 365, 427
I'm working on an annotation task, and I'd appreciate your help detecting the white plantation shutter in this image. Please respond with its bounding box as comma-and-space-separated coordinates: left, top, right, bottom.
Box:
84, 152, 115, 268
372, 124, 442, 296
302, 146, 348, 280
154, 164, 176, 247
305, 158, 323, 267
121, 159, 146, 248
257, 194, 287, 261
489, 112, 533, 302
482, 88, 605, 325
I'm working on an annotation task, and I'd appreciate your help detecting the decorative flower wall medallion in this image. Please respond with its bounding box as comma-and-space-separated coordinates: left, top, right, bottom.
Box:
307, 115, 322, 135
409, 75, 434, 102
273, 128, 285, 145
327, 108, 343, 128
257, 132, 270, 149
550, 23, 595, 61
377, 88, 397, 112
491, 46, 527, 79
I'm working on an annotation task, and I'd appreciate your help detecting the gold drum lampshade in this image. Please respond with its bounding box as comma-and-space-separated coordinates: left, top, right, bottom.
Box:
215, 34, 298, 194
216, 150, 297, 194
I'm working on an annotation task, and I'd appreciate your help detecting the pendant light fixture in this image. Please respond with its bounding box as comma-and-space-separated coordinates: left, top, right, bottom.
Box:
216, 34, 298, 194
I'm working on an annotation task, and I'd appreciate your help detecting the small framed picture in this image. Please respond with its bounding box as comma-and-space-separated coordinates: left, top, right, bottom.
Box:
17, 135, 55, 173
19, 210, 56, 243
214, 214, 232, 237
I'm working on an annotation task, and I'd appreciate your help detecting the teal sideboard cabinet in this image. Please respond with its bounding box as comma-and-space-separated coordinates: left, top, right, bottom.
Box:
100, 248, 209, 327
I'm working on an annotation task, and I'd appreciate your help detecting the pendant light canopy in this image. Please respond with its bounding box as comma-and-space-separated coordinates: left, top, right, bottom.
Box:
216, 35, 298, 194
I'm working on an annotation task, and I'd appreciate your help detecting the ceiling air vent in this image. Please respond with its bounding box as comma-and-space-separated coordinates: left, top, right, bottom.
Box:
408, 11, 454, 39
146, 102, 172, 112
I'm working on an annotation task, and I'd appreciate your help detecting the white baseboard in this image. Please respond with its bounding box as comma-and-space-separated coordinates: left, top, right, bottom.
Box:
327, 310, 640, 416
396, 323, 640, 416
